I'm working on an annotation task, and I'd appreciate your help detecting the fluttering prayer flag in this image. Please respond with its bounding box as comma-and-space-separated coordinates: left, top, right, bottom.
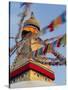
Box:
53, 11, 66, 28
32, 45, 48, 57
52, 40, 57, 47
61, 11, 66, 23
33, 47, 43, 57
43, 45, 48, 55
56, 34, 66, 47
40, 11, 66, 35
47, 22, 54, 32
60, 34, 66, 46
47, 44, 53, 53
53, 16, 62, 28
56, 38, 62, 47
38, 48, 43, 55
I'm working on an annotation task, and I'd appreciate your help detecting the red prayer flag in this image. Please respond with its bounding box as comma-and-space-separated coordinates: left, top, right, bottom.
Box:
57, 38, 62, 47
43, 45, 48, 55
48, 22, 54, 32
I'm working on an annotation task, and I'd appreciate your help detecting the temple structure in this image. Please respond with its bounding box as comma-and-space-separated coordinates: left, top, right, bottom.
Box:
10, 13, 55, 86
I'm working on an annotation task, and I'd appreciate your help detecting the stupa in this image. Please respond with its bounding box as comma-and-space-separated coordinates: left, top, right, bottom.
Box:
10, 12, 55, 86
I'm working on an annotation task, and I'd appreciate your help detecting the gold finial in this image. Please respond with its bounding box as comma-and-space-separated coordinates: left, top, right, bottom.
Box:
31, 12, 34, 18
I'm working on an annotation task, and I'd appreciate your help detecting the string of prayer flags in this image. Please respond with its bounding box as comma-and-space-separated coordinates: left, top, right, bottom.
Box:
32, 47, 43, 57
32, 34, 66, 58
32, 45, 66, 61
48, 11, 66, 31
52, 49, 66, 61
40, 11, 66, 35
43, 34, 66, 48
53, 11, 66, 28
32, 43, 53, 57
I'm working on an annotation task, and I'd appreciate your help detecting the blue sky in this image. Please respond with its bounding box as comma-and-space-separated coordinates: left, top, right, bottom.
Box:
10, 2, 66, 85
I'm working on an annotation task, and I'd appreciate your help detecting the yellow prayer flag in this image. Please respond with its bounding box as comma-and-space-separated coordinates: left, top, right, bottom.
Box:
53, 16, 62, 28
